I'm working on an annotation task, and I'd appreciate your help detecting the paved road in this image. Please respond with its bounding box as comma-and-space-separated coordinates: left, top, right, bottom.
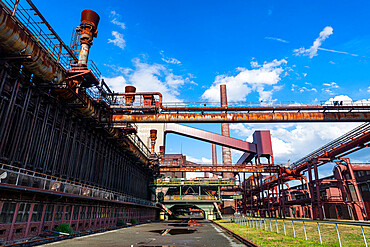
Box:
42, 220, 245, 247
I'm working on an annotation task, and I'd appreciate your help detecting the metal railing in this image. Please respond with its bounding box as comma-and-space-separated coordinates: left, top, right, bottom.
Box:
0, 0, 76, 68
126, 133, 152, 159
291, 122, 370, 169
161, 100, 370, 109
152, 177, 235, 186
0, 163, 156, 207
231, 215, 370, 247
164, 195, 219, 201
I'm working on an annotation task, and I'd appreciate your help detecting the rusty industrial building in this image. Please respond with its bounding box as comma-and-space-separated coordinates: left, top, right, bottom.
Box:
0, 0, 370, 244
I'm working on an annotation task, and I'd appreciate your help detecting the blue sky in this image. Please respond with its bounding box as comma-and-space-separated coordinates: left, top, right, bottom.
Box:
34, 0, 370, 178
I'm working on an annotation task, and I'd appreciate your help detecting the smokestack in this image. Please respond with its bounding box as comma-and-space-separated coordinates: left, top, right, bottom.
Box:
125, 86, 136, 106
212, 143, 217, 165
159, 145, 165, 164
220, 85, 235, 214
210, 143, 218, 178
78, 10, 100, 65
220, 85, 232, 178
150, 129, 157, 154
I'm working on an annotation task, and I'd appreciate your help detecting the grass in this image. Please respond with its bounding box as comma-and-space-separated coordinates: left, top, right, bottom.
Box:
216, 218, 370, 247
54, 223, 74, 235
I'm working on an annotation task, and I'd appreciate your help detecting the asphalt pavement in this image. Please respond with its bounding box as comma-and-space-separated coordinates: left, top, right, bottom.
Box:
41, 220, 245, 247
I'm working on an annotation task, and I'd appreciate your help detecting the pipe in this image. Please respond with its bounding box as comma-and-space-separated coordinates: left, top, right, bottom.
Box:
77, 10, 100, 65
150, 129, 157, 154
111, 112, 370, 123
109, 92, 370, 112
0, 6, 65, 83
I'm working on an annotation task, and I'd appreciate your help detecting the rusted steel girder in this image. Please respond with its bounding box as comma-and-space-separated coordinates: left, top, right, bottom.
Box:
159, 167, 280, 173
112, 112, 370, 123
164, 123, 257, 152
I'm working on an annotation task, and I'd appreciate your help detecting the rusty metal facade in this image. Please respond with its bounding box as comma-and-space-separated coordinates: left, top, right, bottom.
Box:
0, 1, 159, 243
243, 123, 370, 221
112, 112, 370, 123
0, 62, 153, 200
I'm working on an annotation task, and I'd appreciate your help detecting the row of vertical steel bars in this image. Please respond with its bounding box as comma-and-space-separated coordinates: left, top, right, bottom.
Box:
0, 162, 156, 206
0, 66, 151, 198
231, 215, 370, 247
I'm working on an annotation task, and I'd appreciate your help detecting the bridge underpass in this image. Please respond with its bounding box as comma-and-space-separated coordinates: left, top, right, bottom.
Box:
152, 177, 235, 220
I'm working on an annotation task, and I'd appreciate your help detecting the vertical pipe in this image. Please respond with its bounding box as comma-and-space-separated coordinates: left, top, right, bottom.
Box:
8, 86, 32, 163
208, 143, 218, 178
0, 79, 20, 152
313, 162, 323, 220
307, 163, 315, 219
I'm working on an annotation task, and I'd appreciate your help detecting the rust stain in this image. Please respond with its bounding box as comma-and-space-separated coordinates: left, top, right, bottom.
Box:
112, 112, 370, 123
0, 7, 65, 83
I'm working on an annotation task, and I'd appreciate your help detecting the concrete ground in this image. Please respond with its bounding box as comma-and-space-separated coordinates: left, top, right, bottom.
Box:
42, 220, 245, 247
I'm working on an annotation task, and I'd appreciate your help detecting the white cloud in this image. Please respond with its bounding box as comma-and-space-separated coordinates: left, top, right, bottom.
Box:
111, 19, 126, 30
298, 86, 317, 93
265, 36, 289, 43
318, 47, 358, 57
230, 122, 361, 164
324, 95, 370, 106
294, 26, 333, 58
202, 59, 287, 102
160, 51, 181, 65
323, 82, 339, 88
367, 86, 370, 93
110, 11, 126, 30
186, 156, 212, 164
108, 31, 126, 50
321, 82, 339, 95
103, 58, 195, 102
104, 64, 132, 75
102, 75, 126, 92
230, 94, 369, 164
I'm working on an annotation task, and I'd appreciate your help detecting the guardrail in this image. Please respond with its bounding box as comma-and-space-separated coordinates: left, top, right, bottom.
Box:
0, 163, 156, 207
161, 100, 370, 109
152, 178, 235, 186
231, 215, 370, 247
164, 195, 219, 201
291, 122, 370, 169
0, 0, 76, 68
